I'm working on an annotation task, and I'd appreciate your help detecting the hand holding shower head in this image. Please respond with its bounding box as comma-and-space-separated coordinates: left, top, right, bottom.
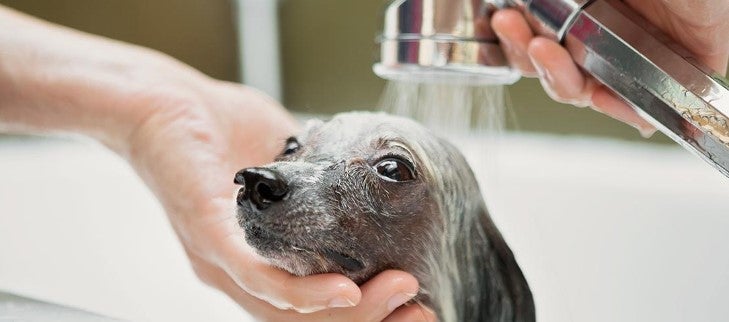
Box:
374, 0, 729, 178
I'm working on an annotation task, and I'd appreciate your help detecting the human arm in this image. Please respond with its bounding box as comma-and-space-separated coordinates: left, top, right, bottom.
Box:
0, 5, 434, 321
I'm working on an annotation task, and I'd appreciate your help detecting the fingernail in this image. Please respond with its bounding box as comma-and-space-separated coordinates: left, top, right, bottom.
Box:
638, 126, 657, 138
387, 292, 417, 311
328, 296, 356, 308
529, 56, 562, 103
528, 54, 548, 81
496, 32, 512, 53
626, 122, 656, 138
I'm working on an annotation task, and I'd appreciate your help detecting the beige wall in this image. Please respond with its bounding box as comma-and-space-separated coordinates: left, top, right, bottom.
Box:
1, 0, 239, 81
6, 0, 710, 143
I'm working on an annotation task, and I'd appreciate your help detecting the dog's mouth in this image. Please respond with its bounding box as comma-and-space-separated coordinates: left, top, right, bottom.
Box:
244, 221, 364, 272
321, 248, 364, 272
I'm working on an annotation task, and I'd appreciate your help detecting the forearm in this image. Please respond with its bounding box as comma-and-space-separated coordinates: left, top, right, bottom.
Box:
0, 5, 206, 153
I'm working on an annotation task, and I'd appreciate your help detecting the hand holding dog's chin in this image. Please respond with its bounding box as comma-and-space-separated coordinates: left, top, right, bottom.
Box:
117, 77, 436, 320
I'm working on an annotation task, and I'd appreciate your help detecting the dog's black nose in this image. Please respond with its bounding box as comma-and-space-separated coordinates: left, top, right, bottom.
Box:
234, 167, 289, 210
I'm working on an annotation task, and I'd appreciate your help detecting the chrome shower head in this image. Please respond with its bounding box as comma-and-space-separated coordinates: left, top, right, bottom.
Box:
373, 0, 590, 85
373, 0, 521, 85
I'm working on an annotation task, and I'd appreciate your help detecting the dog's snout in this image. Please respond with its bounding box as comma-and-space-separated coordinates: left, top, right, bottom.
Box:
235, 167, 289, 210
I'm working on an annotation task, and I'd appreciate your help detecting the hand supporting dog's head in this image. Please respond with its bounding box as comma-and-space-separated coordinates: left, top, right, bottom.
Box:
235, 112, 533, 321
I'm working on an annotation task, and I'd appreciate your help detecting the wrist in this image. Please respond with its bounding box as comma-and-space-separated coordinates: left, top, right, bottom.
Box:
59, 52, 212, 156
0, 6, 210, 154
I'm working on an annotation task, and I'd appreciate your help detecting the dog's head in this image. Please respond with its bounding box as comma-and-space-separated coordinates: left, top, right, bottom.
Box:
235, 111, 534, 321
234, 111, 485, 284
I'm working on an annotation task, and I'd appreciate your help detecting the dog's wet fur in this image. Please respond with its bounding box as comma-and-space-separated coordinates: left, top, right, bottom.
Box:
235, 112, 534, 321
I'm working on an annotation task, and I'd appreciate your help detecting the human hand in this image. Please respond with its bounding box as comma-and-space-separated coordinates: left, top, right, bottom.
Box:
491, 0, 729, 137
124, 76, 435, 321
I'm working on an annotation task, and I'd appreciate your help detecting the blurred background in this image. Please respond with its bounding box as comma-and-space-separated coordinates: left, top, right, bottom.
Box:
0, 0, 682, 142
2, 1, 729, 322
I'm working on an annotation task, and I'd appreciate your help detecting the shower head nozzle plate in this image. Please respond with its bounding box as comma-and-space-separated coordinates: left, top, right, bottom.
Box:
373, 63, 521, 86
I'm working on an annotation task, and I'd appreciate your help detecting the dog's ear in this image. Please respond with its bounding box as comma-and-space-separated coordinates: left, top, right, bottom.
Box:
432, 138, 535, 322
443, 184, 535, 322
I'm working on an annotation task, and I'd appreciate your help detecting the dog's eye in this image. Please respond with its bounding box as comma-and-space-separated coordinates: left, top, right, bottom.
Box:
282, 137, 300, 155
374, 158, 415, 182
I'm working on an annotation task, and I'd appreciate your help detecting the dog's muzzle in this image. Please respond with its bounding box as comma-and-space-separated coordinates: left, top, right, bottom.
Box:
234, 167, 289, 210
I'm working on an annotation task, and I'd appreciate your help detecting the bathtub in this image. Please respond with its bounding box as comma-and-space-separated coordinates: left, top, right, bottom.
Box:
1, 132, 727, 321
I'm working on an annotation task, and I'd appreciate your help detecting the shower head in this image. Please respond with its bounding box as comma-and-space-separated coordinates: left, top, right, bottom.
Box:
374, 0, 522, 85
373, 0, 601, 85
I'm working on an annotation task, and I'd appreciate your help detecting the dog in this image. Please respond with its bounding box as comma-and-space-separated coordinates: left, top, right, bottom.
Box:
234, 112, 534, 321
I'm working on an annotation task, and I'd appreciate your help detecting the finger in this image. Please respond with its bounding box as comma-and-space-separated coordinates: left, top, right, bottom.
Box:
527, 36, 594, 107
526, 37, 657, 136
591, 87, 657, 137
383, 302, 438, 322
353, 270, 420, 322
217, 235, 361, 313
217, 267, 420, 322
492, 9, 538, 76
192, 254, 353, 322
188, 252, 289, 320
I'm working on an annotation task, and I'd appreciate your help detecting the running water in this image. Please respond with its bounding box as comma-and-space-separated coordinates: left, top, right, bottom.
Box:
378, 80, 509, 195
378, 81, 507, 136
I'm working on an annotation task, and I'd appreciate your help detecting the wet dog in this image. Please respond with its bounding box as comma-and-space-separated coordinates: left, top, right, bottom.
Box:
234, 112, 534, 321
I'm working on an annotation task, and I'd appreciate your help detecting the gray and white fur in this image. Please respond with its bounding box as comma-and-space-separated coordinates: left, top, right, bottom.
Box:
235, 112, 534, 321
